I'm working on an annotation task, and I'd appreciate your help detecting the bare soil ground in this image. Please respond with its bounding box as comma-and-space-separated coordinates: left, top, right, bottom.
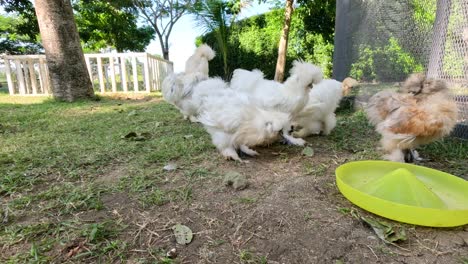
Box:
99, 145, 468, 264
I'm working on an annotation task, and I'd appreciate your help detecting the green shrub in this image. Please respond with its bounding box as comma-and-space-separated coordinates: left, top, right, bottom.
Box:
350, 37, 424, 82
199, 7, 335, 80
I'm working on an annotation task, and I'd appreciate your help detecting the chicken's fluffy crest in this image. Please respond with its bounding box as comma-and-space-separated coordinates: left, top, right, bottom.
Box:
289, 60, 323, 86
194, 44, 216, 61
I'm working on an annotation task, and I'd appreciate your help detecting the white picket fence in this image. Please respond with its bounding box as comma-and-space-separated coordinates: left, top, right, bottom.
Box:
1, 53, 173, 95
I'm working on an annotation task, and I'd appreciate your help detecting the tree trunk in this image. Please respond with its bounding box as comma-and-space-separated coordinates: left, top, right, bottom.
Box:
35, 0, 94, 101
161, 34, 170, 60
427, 0, 451, 79
162, 50, 169, 60
274, 0, 294, 82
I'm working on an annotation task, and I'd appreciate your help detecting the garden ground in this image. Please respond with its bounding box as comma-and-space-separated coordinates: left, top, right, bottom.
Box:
0, 90, 467, 263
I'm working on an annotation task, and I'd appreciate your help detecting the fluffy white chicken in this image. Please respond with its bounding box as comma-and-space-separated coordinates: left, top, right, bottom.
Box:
162, 44, 218, 121
198, 89, 290, 162
293, 77, 357, 138
182, 77, 230, 122
162, 72, 208, 121
185, 44, 216, 76
230, 60, 323, 145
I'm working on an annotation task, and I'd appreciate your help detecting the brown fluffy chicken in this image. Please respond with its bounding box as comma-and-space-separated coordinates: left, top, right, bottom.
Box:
366, 73, 458, 162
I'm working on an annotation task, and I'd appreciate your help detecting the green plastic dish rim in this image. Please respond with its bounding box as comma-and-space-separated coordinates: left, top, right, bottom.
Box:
335, 160, 468, 227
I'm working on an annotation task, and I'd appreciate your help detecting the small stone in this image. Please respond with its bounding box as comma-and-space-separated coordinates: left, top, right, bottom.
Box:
163, 162, 178, 171
166, 248, 177, 259
457, 232, 468, 246
301, 146, 314, 157
223, 171, 248, 190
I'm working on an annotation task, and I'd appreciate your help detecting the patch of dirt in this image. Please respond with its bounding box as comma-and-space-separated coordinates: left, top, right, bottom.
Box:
100, 142, 468, 263
101, 93, 161, 102
95, 166, 127, 184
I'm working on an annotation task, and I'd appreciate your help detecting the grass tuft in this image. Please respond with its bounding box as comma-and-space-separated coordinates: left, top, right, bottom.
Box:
1, 93, 466, 261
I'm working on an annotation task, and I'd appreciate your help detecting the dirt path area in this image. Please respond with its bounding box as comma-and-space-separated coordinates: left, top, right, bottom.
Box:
1, 97, 466, 263
98, 144, 468, 264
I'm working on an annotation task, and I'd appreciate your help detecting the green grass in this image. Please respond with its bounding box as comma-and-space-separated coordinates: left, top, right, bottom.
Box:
303, 162, 329, 176
0, 94, 214, 262
329, 110, 380, 154
239, 249, 268, 264
2, 220, 127, 263
0, 94, 466, 262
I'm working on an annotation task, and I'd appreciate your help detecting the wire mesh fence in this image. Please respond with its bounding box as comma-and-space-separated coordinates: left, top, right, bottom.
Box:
333, 0, 468, 139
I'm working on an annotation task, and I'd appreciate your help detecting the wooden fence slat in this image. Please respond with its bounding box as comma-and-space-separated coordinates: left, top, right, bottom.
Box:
14, 60, 26, 95
4, 59, 15, 95
96, 57, 105, 93
143, 54, 151, 93
39, 58, 51, 94
38, 58, 50, 94
132, 56, 138, 92
109, 56, 117, 92
149, 58, 153, 90
23, 60, 31, 94
28, 59, 38, 95
84, 52, 146, 59
155, 60, 161, 90
4, 53, 173, 96
152, 59, 157, 90
42, 58, 52, 94
120, 57, 128, 92
85, 56, 93, 80
38, 60, 45, 93
126, 62, 131, 92
4, 54, 45, 60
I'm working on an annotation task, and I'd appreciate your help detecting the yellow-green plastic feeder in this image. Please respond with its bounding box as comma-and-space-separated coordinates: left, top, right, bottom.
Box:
336, 160, 468, 227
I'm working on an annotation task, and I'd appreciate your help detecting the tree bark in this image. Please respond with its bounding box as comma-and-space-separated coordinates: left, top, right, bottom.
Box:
274, 0, 294, 83
163, 35, 170, 60
35, 0, 94, 101
156, 31, 170, 60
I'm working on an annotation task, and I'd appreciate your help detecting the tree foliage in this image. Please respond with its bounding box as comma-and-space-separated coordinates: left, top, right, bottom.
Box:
74, 1, 154, 52
0, 0, 155, 54
0, 13, 42, 54
0, 0, 41, 54
0, 0, 38, 39
133, 0, 196, 60
296, 0, 335, 42
199, 2, 335, 79
191, 0, 243, 78
350, 37, 424, 82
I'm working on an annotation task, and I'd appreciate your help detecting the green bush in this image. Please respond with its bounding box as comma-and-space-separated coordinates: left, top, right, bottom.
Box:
199, 7, 335, 80
350, 37, 424, 82
442, 0, 466, 78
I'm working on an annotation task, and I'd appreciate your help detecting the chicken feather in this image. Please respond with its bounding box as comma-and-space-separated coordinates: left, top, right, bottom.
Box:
367, 74, 458, 162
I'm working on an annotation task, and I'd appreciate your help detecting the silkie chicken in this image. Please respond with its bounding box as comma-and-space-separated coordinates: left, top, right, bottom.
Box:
366, 73, 458, 163
162, 44, 218, 122
183, 77, 230, 122
230, 60, 323, 146
184, 43, 216, 76
198, 89, 291, 162
293, 77, 358, 138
